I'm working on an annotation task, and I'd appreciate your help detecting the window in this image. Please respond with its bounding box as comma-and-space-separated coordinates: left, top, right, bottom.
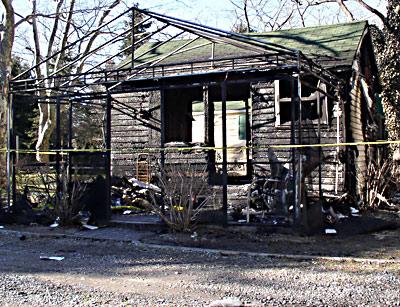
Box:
164, 85, 251, 180
238, 114, 246, 140
164, 87, 202, 143
274, 78, 329, 126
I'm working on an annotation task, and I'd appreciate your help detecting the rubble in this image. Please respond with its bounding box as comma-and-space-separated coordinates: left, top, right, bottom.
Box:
111, 176, 161, 213
81, 224, 98, 230
49, 217, 60, 228
39, 256, 64, 261
325, 229, 337, 235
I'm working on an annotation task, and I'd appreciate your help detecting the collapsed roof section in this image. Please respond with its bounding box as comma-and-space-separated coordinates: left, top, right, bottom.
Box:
9, 7, 365, 96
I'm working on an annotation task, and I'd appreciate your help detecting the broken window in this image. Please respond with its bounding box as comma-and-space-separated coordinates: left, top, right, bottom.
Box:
164, 84, 251, 180
274, 78, 329, 126
164, 87, 203, 143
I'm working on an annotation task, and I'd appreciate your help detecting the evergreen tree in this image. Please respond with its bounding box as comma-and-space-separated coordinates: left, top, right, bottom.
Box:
120, 4, 152, 57
11, 58, 38, 150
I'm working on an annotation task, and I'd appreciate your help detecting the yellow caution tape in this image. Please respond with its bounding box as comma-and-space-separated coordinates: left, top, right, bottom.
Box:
0, 139, 397, 155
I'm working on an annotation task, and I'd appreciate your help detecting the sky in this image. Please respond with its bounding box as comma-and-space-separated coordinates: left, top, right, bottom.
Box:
11, 0, 388, 31
6, 0, 388, 66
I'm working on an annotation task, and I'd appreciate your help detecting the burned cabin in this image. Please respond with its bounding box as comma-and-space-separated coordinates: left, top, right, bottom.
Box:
110, 20, 381, 226
9, 8, 381, 229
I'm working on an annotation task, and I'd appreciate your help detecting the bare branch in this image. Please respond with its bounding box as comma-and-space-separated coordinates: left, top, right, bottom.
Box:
52, 0, 76, 74
243, 0, 251, 32
46, 0, 64, 60
336, 0, 355, 21
354, 0, 386, 24
31, 0, 43, 79
76, 0, 121, 73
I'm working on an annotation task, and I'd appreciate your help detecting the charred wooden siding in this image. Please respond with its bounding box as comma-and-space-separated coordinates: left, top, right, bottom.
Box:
348, 76, 364, 191
250, 81, 345, 196
111, 91, 158, 177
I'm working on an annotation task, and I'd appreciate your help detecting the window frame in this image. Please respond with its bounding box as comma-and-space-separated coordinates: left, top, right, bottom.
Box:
274, 79, 329, 127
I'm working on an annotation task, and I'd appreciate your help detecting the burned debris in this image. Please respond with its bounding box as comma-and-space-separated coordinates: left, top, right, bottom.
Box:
3, 7, 398, 235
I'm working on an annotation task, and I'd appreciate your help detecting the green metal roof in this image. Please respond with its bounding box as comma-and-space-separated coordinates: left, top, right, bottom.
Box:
126, 21, 367, 68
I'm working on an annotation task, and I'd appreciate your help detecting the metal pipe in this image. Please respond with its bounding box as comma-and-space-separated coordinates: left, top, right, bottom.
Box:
290, 77, 296, 223
67, 100, 73, 186
160, 88, 165, 214
55, 97, 61, 208
335, 98, 340, 194
137, 8, 297, 54
11, 92, 16, 206
105, 91, 112, 220
317, 81, 322, 208
221, 81, 228, 224
109, 37, 200, 91
34, 24, 140, 88
60, 24, 171, 91
131, 8, 135, 68
295, 51, 303, 226
6, 91, 12, 208
13, 6, 135, 80
211, 43, 215, 68
15, 135, 19, 166
112, 28, 182, 70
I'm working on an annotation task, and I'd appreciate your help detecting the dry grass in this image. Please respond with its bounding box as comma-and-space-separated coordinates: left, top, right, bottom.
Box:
55, 168, 86, 225
361, 157, 397, 210
148, 163, 210, 232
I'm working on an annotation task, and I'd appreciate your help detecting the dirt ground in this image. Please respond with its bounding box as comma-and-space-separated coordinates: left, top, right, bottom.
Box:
2, 209, 400, 260
1, 226, 400, 306
1, 210, 400, 306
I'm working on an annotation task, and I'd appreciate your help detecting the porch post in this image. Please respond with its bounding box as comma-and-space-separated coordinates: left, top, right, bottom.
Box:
245, 97, 251, 175
290, 77, 297, 224
11, 92, 16, 206
204, 85, 216, 174
67, 100, 73, 208
160, 88, 165, 213
291, 73, 303, 226
55, 97, 61, 207
131, 7, 135, 68
104, 91, 112, 220
221, 81, 228, 223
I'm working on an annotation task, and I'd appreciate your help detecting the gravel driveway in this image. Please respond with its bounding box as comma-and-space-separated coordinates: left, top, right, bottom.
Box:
1, 231, 400, 306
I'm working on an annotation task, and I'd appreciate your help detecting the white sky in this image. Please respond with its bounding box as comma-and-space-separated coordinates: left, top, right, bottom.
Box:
6, 0, 388, 66
11, 0, 388, 30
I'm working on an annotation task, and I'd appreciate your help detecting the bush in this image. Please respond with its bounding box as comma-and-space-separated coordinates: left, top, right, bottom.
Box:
148, 163, 210, 232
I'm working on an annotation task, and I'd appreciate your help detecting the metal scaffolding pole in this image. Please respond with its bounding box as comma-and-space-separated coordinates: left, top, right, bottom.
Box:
11, 92, 16, 206
6, 89, 13, 208
55, 97, 61, 207
290, 77, 297, 225
105, 91, 112, 221
160, 88, 166, 214
221, 81, 228, 223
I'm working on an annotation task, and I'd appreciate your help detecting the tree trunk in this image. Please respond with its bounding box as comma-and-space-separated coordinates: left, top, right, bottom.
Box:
35, 103, 55, 162
0, 0, 15, 188
379, 0, 400, 160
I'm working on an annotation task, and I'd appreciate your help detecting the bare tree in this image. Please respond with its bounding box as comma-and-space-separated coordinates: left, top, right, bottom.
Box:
376, 1, 400, 159
298, 1, 400, 160
230, 0, 400, 161
15, 0, 123, 162
0, 0, 15, 188
229, 0, 296, 31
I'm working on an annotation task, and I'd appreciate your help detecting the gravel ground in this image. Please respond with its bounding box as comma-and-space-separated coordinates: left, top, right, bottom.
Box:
1, 231, 400, 306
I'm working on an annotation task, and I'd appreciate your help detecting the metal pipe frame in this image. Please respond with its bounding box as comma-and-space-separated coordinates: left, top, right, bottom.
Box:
221, 81, 228, 224
7, 6, 347, 229
10, 7, 343, 97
